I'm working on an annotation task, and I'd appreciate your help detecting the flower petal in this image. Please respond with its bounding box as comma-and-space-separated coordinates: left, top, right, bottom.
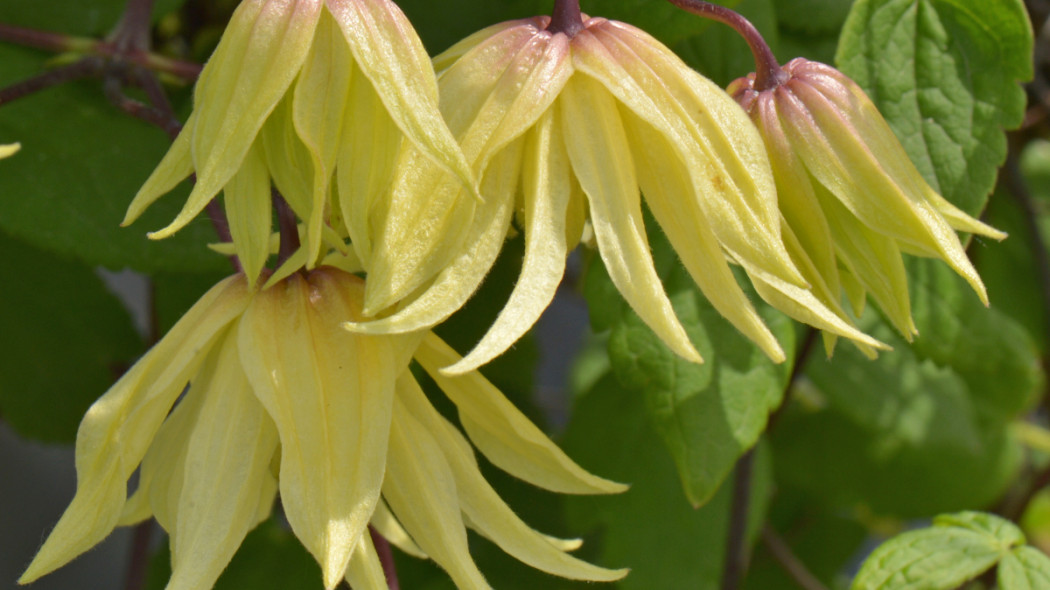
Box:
343, 531, 387, 590
618, 100, 786, 362
224, 139, 273, 286
238, 270, 402, 590
397, 376, 627, 581
167, 332, 279, 590
346, 140, 521, 334
336, 59, 401, 269
370, 500, 427, 559
19, 276, 251, 584
364, 22, 572, 314
149, 0, 322, 240
574, 21, 806, 289
123, 114, 195, 226
444, 109, 571, 375
384, 393, 491, 589
325, 0, 475, 194
558, 74, 701, 363
414, 332, 627, 495
260, 91, 316, 220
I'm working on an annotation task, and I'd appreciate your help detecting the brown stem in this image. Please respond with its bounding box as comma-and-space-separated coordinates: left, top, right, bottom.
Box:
123, 520, 154, 590
110, 0, 156, 53
760, 526, 829, 590
103, 74, 181, 138
370, 526, 400, 590
0, 22, 95, 53
721, 448, 756, 590
274, 189, 300, 268
665, 0, 787, 90
0, 57, 103, 105
547, 0, 584, 37
766, 327, 819, 432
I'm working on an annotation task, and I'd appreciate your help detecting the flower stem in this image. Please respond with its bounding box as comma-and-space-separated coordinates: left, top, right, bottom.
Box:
547, 0, 584, 37
370, 526, 400, 590
721, 447, 755, 590
274, 189, 300, 268
0, 22, 96, 53
665, 0, 787, 90
0, 57, 103, 105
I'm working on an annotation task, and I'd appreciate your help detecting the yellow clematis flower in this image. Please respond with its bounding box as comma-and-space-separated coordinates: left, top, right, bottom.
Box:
347, 15, 884, 374
19, 267, 626, 590
121, 0, 475, 285
0, 143, 19, 158
729, 58, 1006, 343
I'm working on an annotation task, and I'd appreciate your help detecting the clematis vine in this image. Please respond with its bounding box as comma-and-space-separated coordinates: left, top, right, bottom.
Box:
345, 0, 885, 374
121, 0, 475, 285
18, 265, 627, 590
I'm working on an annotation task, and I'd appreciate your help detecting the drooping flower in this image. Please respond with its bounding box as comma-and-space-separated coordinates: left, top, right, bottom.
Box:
19, 267, 626, 590
346, 14, 885, 374
728, 58, 1005, 342
121, 0, 475, 285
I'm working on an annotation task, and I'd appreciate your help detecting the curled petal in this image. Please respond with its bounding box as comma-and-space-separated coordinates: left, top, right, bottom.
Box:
168, 332, 279, 590
148, 0, 322, 240
370, 500, 426, 559
396, 376, 627, 582
326, 0, 476, 195
444, 110, 571, 374
559, 74, 701, 363
20, 276, 251, 584
343, 531, 387, 590
238, 270, 401, 589
414, 332, 627, 495
384, 396, 491, 589
224, 139, 273, 286
124, 114, 195, 226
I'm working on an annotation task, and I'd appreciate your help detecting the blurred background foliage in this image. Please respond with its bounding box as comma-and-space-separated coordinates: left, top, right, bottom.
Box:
1, 0, 1047, 588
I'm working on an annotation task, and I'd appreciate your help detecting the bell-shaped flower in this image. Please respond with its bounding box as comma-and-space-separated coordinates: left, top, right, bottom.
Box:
121, 0, 475, 285
348, 15, 884, 374
19, 266, 626, 590
729, 58, 1005, 343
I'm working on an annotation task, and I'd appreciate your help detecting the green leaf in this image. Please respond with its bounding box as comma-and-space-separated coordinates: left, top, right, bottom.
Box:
562, 373, 773, 589
146, 519, 323, 590
999, 546, 1050, 590
587, 215, 794, 507
836, 0, 1033, 215
776, 320, 1023, 517
0, 44, 226, 273
906, 257, 1043, 421
851, 511, 1024, 590
0, 231, 142, 443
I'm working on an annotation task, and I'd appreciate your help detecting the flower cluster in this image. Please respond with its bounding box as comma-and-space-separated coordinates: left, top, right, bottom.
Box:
22, 0, 1003, 588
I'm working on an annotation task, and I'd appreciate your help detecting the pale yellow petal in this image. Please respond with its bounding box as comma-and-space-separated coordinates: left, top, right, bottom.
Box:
293, 8, 353, 266
432, 19, 537, 74
337, 59, 401, 269
20, 276, 251, 584
149, 0, 322, 240
364, 23, 571, 313
573, 21, 805, 288
261, 246, 310, 290
325, 0, 475, 193
370, 500, 427, 559
383, 396, 491, 590
346, 140, 521, 333
224, 139, 273, 286
260, 91, 316, 220
444, 109, 571, 375
414, 332, 627, 495
397, 376, 627, 581
0, 142, 20, 159
618, 100, 785, 362
238, 270, 401, 590
165, 332, 278, 590
780, 82, 988, 304
124, 114, 195, 226
343, 531, 387, 590
558, 75, 701, 363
